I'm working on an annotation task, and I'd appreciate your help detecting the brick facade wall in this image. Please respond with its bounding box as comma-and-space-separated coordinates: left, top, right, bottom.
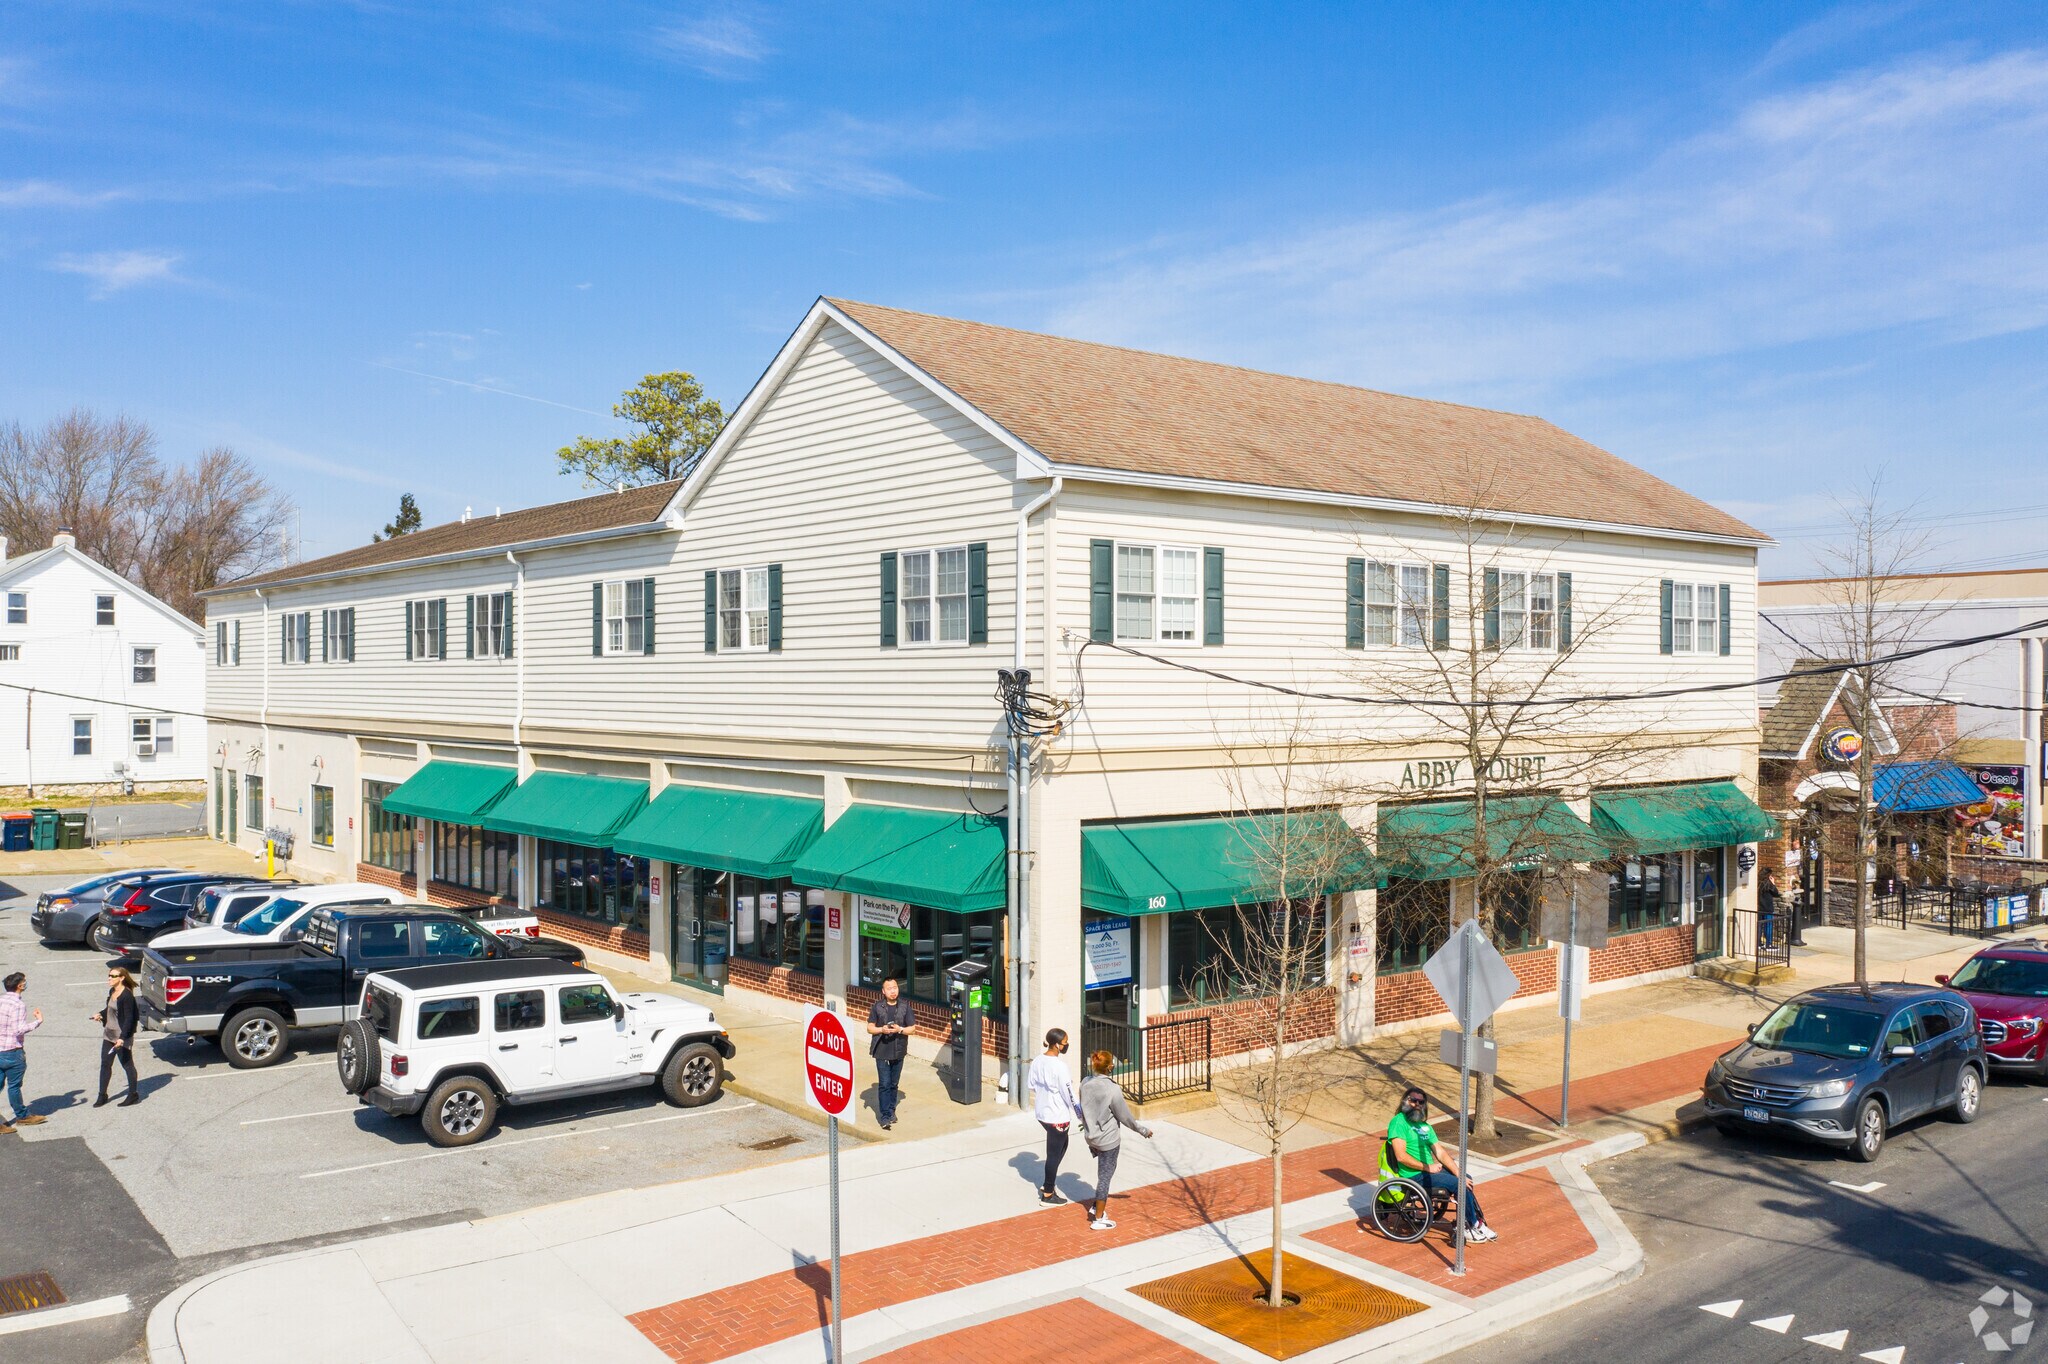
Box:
1373, 924, 1693, 1027
1152, 988, 1337, 1061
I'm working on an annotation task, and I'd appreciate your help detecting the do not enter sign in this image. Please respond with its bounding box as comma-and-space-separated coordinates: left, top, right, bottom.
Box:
803, 1009, 856, 1121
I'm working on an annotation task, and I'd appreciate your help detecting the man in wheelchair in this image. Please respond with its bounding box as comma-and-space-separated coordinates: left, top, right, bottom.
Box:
1373, 1086, 1497, 1243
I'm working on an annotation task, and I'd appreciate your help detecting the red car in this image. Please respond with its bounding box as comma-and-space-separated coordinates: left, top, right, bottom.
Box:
1938, 941, 2048, 1081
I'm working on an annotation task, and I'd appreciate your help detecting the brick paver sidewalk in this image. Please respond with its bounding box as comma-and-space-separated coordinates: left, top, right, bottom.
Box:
1494, 1041, 1728, 1128
1306, 1165, 1597, 1296
870, 1299, 1208, 1364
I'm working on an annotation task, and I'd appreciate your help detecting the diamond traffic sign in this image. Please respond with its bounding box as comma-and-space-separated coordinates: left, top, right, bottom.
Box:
1423, 919, 1520, 1031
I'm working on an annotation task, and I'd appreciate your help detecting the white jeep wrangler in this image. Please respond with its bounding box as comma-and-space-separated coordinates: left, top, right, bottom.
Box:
338, 958, 735, 1146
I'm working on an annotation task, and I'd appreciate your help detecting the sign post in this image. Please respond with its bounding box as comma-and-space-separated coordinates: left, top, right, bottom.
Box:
1422, 918, 1518, 1279
802, 1008, 857, 1360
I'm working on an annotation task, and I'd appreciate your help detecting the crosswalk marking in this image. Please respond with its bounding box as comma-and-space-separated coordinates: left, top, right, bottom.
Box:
1699, 1300, 1743, 1318
1803, 1330, 1849, 1350
1857, 1348, 1904, 1364
1751, 1315, 1795, 1333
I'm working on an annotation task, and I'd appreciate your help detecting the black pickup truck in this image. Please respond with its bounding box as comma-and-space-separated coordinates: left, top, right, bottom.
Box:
139, 904, 585, 1068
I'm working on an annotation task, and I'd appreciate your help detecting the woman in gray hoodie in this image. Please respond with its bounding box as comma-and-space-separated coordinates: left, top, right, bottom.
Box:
1080, 1049, 1154, 1230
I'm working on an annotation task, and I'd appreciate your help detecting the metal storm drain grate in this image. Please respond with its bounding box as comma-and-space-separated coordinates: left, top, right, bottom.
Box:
744, 1135, 803, 1152
0, 1271, 66, 1318
1129, 1252, 1424, 1360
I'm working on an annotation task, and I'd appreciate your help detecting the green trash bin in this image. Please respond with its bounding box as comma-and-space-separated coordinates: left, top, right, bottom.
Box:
29, 807, 59, 851
58, 809, 88, 849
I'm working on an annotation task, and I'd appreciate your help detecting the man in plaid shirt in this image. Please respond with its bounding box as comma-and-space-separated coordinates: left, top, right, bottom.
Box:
1, 970, 47, 1133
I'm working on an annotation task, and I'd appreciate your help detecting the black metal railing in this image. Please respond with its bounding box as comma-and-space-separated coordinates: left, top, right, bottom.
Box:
1729, 907, 1793, 969
1080, 1013, 1213, 1103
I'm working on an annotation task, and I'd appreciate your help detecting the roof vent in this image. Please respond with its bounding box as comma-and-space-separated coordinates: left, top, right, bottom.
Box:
461, 506, 472, 524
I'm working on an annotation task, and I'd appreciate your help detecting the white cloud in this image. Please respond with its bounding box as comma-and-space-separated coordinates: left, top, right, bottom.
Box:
1043, 50, 2048, 401
656, 8, 770, 77
49, 248, 185, 298
0, 180, 130, 209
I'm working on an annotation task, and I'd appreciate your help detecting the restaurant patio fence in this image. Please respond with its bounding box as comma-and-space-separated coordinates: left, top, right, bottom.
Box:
1080, 1013, 1213, 1103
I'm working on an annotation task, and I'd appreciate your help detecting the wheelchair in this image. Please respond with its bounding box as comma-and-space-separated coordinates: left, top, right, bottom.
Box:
1368, 1142, 1463, 1243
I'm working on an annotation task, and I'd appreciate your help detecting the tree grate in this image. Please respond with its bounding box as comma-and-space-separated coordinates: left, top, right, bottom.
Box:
0, 1271, 66, 1318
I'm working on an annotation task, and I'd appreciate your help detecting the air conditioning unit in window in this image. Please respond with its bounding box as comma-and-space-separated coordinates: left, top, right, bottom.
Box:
135, 742, 155, 758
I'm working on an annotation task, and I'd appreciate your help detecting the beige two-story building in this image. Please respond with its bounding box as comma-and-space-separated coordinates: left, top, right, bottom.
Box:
202, 298, 1775, 1094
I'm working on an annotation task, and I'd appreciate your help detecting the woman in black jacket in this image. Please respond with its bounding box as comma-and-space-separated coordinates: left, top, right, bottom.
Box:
92, 966, 141, 1107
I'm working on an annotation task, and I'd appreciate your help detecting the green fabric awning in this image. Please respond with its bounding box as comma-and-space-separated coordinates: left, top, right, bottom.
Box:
1081, 812, 1381, 916
613, 786, 825, 878
1591, 782, 1780, 855
791, 806, 1008, 913
380, 761, 517, 824
1379, 796, 1610, 882
478, 772, 649, 847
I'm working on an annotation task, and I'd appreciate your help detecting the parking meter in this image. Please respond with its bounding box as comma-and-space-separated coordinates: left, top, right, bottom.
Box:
942, 960, 989, 1104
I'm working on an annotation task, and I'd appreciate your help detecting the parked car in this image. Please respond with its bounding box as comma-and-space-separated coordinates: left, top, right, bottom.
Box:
340, 958, 734, 1146
91, 873, 246, 957
1703, 982, 1986, 1161
181, 880, 303, 931
28, 868, 181, 945
1938, 940, 2048, 1082
154, 882, 406, 953
138, 904, 586, 1068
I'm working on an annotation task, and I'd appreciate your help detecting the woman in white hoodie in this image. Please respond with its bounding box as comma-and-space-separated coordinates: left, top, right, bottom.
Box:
1027, 1028, 1080, 1205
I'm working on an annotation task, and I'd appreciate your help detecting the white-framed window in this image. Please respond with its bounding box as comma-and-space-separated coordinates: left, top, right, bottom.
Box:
1114, 542, 1200, 644
1400, 564, 1434, 648
214, 621, 228, 666
132, 715, 173, 756
1492, 570, 1557, 650
71, 717, 92, 756
282, 611, 310, 664
1362, 560, 1438, 648
95, 594, 115, 626
132, 646, 158, 683
322, 607, 355, 662
1670, 582, 1719, 655
6, 591, 25, 624
716, 568, 772, 651
469, 592, 511, 658
0, 643, 18, 662
1528, 572, 1556, 650
602, 579, 648, 655
407, 599, 445, 660
897, 547, 969, 646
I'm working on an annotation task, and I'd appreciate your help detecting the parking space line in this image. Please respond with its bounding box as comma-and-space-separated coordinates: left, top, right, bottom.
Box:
169, 1059, 332, 1081
300, 1100, 757, 1179
242, 1105, 361, 1126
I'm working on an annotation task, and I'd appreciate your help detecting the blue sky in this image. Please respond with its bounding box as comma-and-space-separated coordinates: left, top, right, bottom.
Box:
5, 2, 2046, 574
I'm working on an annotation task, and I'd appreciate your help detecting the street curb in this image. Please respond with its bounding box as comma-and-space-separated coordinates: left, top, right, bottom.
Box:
723, 1077, 882, 1142
143, 1242, 353, 1364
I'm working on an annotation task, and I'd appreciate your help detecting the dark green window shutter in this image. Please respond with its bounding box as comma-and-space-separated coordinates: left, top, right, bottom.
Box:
1719, 583, 1732, 656
434, 598, 447, 660
768, 563, 784, 652
1659, 580, 1674, 655
1089, 540, 1114, 642
1557, 573, 1572, 652
405, 603, 415, 661
281, 618, 289, 664
641, 577, 655, 655
1483, 568, 1501, 649
967, 542, 988, 645
319, 612, 328, 663
591, 583, 603, 656
1345, 558, 1365, 649
879, 552, 898, 648
703, 570, 718, 653
231, 620, 240, 665
498, 599, 510, 658
1431, 564, 1450, 650
1203, 547, 1225, 645
464, 595, 475, 659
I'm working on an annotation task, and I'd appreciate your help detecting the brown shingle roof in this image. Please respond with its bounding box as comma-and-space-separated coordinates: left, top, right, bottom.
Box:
1760, 659, 1848, 757
831, 300, 1763, 541
218, 480, 679, 593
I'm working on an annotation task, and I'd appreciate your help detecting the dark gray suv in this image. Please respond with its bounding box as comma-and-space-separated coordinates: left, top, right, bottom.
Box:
1703, 982, 1986, 1161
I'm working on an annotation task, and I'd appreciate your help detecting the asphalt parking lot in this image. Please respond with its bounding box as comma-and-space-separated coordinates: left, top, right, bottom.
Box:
0, 871, 825, 1362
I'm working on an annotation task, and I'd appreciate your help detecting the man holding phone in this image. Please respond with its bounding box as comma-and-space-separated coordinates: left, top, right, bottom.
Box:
866, 977, 915, 1129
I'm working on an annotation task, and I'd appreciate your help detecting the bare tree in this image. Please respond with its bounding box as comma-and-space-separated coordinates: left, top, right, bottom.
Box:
0, 411, 292, 618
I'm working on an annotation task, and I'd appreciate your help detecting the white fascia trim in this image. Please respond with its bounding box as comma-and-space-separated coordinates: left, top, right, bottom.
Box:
659, 298, 1054, 524
1044, 464, 1772, 549
1791, 673, 1852, 762
203, 521, 672, 603
3, 543, 205, 635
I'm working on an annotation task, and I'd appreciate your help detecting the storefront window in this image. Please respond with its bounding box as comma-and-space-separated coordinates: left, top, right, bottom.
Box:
537, 840, 649, 933
722, 872, 816, 971
361, 781, 414, 874
1608, 853, 1684, 933
1170, 901, 1328, 1007
1495, 872, 1543, 953
1377, 879, 1448, 975
432, 823, 519, 899
855, 897, 1006, 1008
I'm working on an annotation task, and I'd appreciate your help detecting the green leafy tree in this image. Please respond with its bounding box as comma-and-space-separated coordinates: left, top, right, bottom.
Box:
374, 492, 421, 542
557, 372, 726, 488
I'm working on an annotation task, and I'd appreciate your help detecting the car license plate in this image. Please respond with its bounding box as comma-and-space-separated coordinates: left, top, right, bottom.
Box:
1743, 1105, 1769, 1123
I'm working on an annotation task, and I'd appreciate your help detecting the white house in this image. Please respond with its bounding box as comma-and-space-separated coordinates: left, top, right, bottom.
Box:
0, 530, 208, 792
202, 298, 1772, 1091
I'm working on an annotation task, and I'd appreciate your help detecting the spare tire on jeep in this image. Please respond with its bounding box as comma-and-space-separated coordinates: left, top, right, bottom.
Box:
337, 1018, 379, 1095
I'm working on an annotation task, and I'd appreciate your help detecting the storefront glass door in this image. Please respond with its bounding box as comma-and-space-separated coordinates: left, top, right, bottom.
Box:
669, 867, 729, 994
1693, 848, 1725, 960
1081, 917, 1140, 1072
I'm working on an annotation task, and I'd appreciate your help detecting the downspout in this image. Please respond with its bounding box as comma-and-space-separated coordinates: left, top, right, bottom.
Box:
1007, 477, 1061, 1103
256, 588, 271, 848
507, 551, 527, 760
